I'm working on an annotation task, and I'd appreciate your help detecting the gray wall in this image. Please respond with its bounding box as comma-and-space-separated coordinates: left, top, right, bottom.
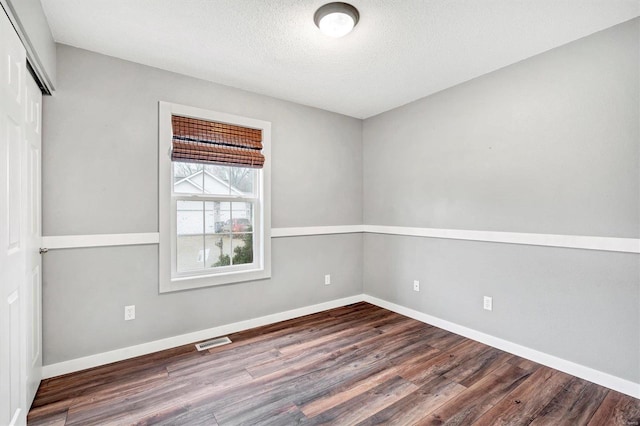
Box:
44, 235, 362, 364
3, 0, 56, 89
364, 18, 638, 238
44, 45, 362, 235
42, 45, 363, 364
363, 18, 639, 383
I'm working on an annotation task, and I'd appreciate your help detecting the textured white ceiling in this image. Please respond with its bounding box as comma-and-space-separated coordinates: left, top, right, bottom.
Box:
40, 0, 638, 118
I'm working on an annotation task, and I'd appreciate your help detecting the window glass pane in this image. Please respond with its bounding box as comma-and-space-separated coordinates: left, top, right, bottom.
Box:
216, 201, 232, 233
177, 200, 204, 271
203, 165, 232, 195
199, 165, 257, 197
173, 162, 203, 194
205, 201, 229, 235
232, 233, 253, 265
219, 203, 251, 234
206, 233, 232, 268
229, 167, 256, 196
231, 202, 253, 232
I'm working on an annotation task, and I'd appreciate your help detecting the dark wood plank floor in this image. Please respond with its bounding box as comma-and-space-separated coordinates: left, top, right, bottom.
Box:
28, 302, 639, 425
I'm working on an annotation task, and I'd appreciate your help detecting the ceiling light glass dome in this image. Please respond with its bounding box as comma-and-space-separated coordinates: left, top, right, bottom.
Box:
314, 3, 360, 38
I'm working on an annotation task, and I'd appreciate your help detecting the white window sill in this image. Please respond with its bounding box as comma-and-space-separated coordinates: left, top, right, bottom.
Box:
160, 267, 271, 293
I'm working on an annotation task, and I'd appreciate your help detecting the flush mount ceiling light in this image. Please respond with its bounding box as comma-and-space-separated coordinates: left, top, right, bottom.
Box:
314, 2, 360, 38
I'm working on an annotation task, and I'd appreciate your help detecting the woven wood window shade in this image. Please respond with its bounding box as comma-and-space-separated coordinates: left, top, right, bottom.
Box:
171, 115, 264, 168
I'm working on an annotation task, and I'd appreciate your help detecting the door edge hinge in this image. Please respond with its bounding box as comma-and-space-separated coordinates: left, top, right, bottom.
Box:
39, 248, 48, 254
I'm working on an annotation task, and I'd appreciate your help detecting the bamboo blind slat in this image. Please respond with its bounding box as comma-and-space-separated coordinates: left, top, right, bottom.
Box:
171, 115, 264, 168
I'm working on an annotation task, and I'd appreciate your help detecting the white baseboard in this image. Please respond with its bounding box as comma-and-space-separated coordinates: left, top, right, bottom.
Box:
42, 295, 364, 379
362, 295, 640, 399
42, 293, 639, 399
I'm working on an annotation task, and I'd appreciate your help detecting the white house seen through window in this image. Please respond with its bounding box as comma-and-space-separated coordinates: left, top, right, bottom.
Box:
173, 163, 257, 272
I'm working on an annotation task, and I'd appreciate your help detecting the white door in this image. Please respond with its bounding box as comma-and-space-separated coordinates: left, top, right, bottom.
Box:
0, 7, 42, 426
24, 69, 43, 408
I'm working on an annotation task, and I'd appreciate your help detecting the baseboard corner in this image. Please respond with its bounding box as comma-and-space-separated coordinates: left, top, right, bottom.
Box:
362, 294, 640, 399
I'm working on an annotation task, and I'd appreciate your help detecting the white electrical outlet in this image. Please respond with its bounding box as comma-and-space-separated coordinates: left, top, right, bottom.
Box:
324, 274, 331, 285
413, 280, 420, 292
483, 296, 492, 311
124, 305, 136, 320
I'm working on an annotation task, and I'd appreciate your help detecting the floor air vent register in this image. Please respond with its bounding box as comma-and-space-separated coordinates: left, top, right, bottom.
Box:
195, 336, 232, 351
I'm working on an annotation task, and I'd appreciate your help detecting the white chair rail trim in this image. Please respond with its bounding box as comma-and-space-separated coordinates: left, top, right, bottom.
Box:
41, 226, 639, 253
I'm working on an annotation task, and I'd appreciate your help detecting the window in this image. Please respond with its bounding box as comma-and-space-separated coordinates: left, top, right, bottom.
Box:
159, 102, 271, 292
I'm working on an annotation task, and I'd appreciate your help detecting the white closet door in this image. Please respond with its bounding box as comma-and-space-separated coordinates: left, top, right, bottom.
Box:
0, 7, 42, 426
24, 70, 42, 409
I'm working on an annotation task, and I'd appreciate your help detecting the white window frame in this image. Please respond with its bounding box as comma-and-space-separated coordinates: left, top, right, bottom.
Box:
158, 101, 271, 293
